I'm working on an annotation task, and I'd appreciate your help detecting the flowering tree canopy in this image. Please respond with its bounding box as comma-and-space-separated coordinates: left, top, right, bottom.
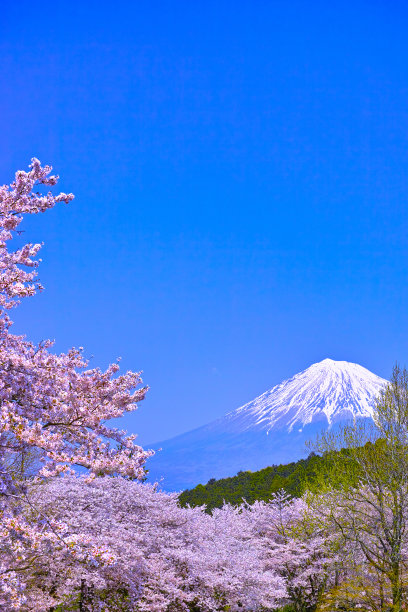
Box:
29, 477, 286, 611
0, 160, 152, 609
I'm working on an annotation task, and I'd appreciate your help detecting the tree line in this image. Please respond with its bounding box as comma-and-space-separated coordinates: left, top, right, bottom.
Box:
179, 451, 327, 511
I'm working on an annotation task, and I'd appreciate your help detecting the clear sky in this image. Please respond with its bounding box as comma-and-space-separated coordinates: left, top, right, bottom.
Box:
1, 1, 408, 445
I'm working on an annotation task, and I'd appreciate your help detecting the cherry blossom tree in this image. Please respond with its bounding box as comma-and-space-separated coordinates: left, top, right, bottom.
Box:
0, 160, 152, 609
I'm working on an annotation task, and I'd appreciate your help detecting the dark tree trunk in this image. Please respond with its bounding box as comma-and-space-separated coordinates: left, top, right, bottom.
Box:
79, 579, 94, 612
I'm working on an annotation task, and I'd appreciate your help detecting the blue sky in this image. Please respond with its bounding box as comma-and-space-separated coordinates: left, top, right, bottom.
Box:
1, 1, 408, 444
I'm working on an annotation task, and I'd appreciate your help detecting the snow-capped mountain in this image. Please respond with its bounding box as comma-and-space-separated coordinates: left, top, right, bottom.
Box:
146, 359, 387, 491
223, 358, 385, 433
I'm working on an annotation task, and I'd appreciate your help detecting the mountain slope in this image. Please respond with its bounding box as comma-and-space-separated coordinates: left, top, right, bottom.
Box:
146, 359, 387, 491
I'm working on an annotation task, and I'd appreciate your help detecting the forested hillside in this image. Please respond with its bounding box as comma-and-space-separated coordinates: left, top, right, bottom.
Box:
179, 452, 325, 510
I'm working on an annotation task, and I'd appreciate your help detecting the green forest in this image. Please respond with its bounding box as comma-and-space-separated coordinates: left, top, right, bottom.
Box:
179, 451, 326, 510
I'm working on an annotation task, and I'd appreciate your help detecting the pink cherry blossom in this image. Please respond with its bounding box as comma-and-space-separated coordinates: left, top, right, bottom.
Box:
0, 160, 152, 608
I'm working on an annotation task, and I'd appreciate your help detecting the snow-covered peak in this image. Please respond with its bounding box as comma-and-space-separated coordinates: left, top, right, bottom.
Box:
223, 359, 387, 433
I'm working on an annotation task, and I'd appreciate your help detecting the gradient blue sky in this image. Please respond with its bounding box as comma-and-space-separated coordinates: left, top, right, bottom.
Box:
1, 1, 408, 444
